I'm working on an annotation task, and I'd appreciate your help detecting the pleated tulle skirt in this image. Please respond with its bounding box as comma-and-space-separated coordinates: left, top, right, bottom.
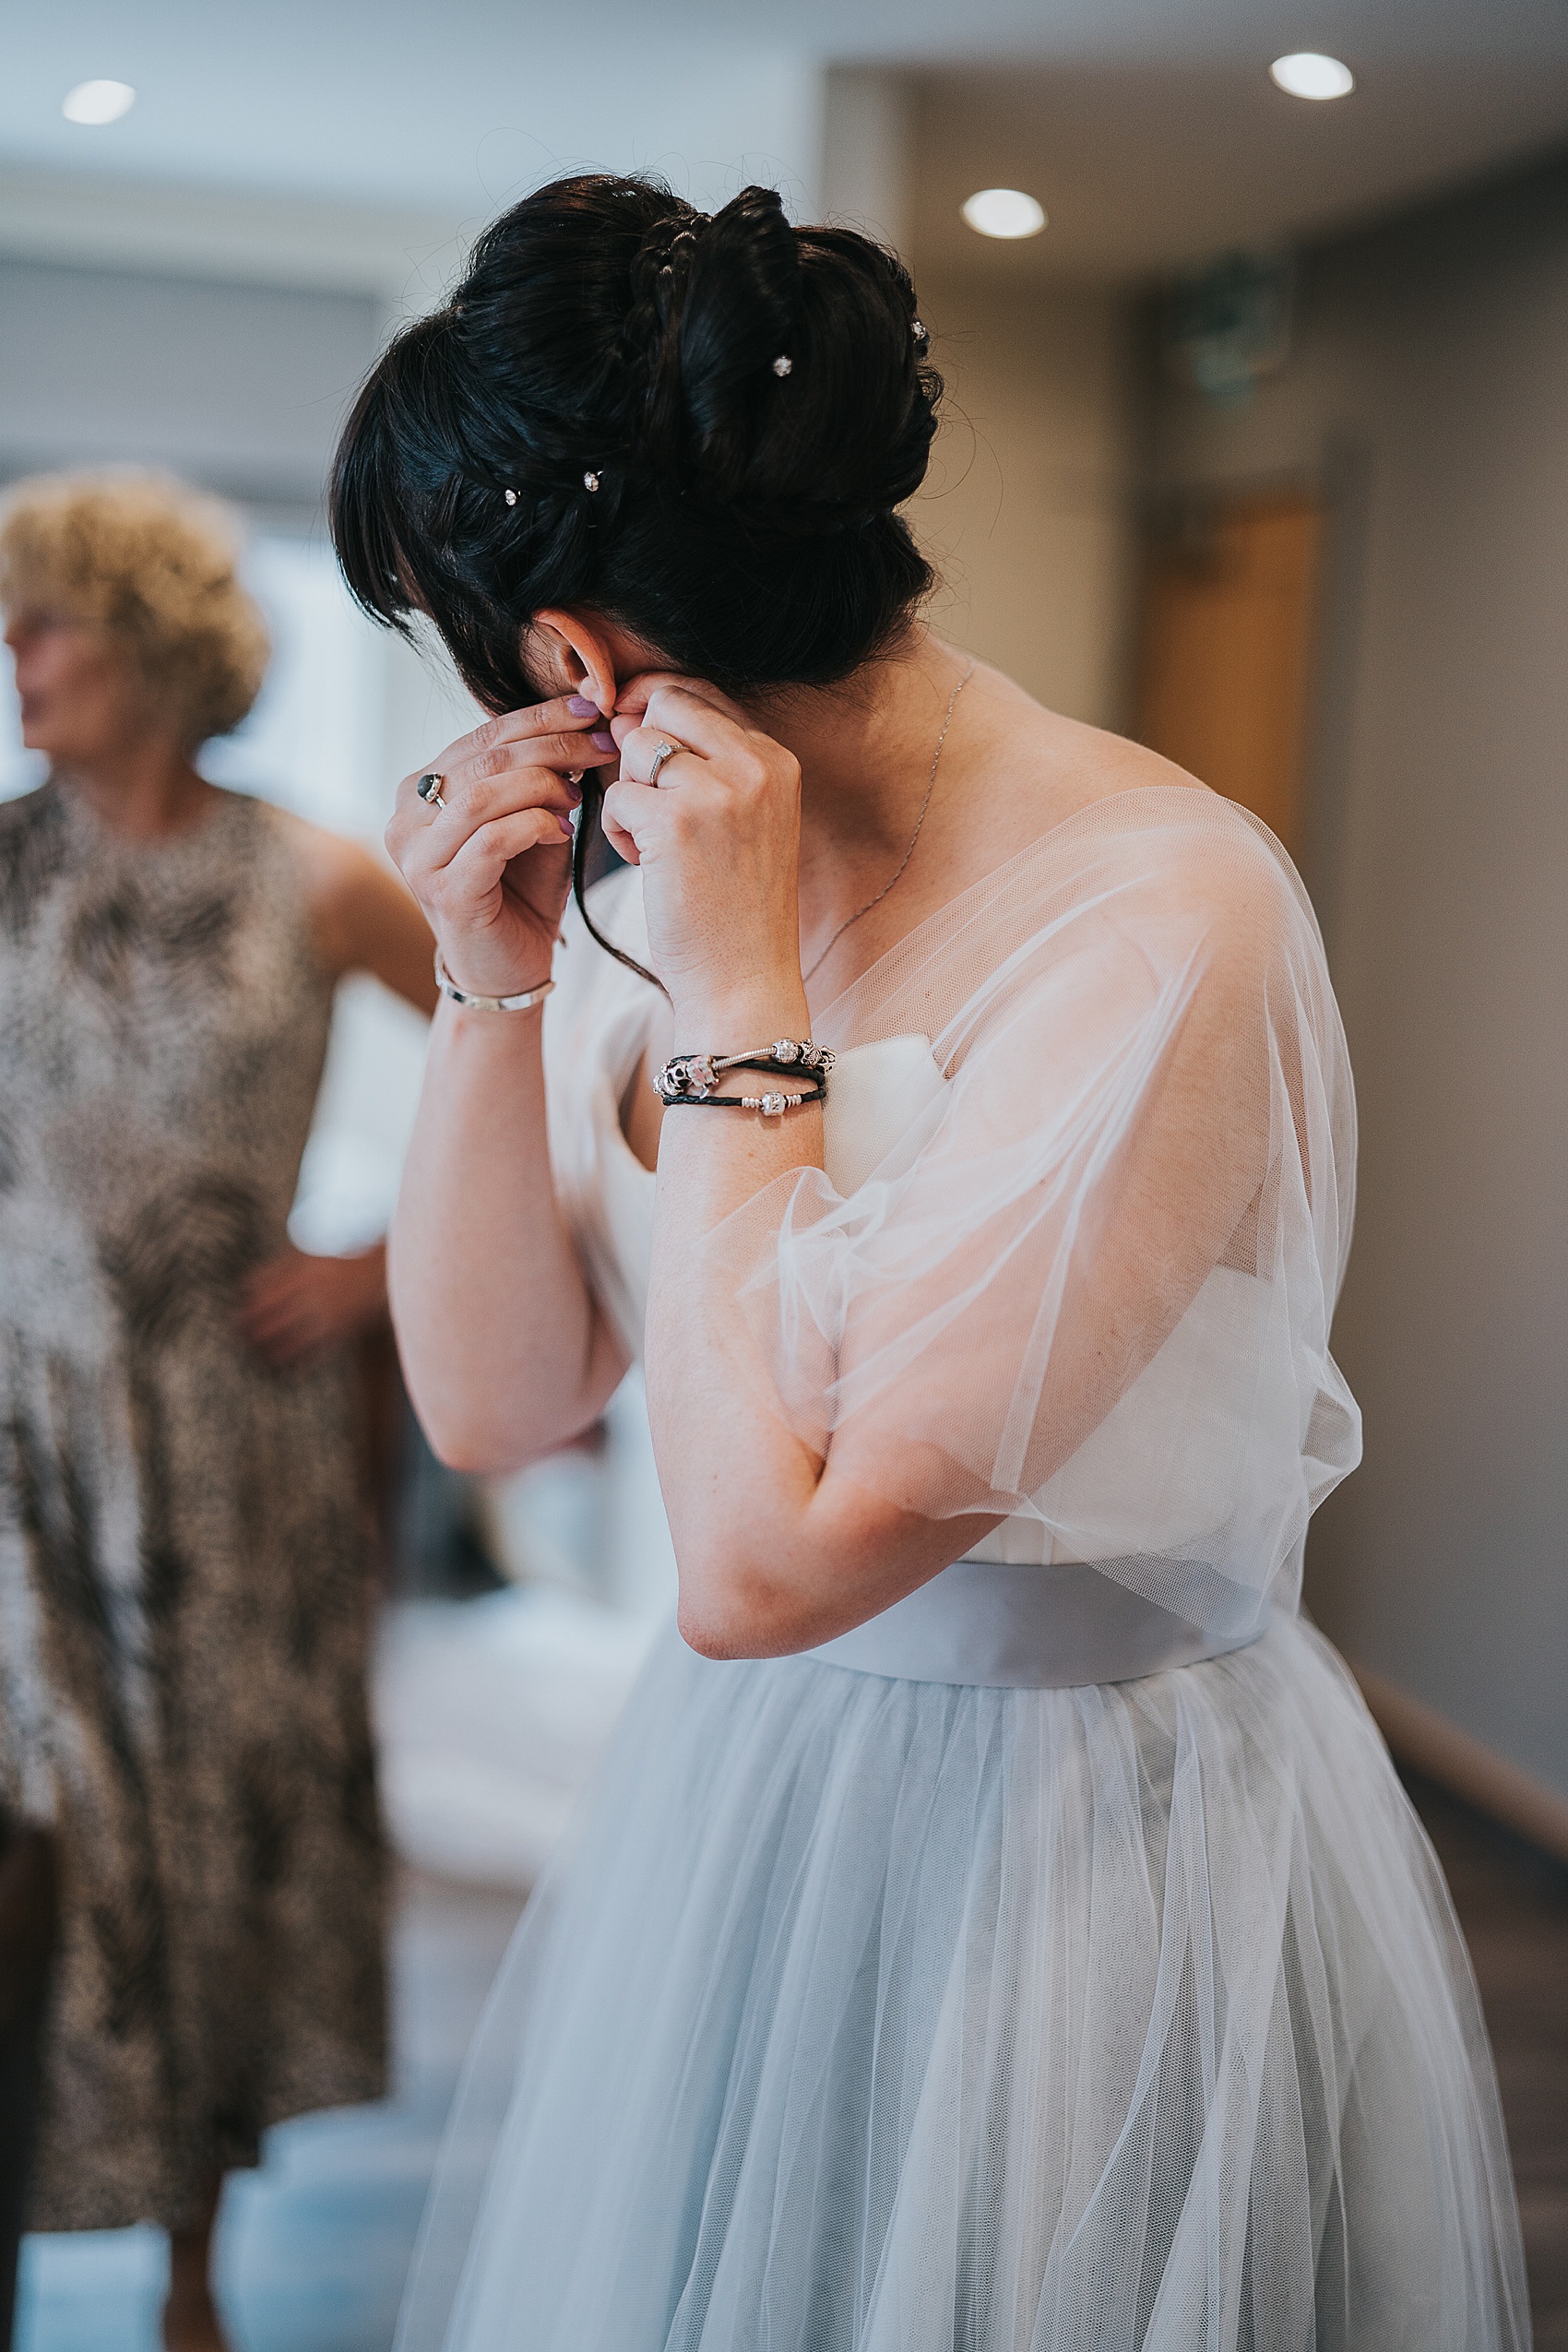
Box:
397, 1614, 1530, 2352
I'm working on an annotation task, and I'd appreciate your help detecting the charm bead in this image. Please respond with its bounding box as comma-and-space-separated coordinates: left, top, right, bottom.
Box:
656, 1052, 719, 1100
760, 1092, 789, 1116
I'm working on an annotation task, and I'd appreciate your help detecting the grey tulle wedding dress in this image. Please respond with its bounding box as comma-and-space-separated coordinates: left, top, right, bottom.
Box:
398, 789, 1529, 2352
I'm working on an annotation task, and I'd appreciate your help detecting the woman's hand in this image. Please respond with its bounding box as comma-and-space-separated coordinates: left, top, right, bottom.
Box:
385, 694, 615, 1000
239, 1244, 389, 1370
605, 677, 807, 1037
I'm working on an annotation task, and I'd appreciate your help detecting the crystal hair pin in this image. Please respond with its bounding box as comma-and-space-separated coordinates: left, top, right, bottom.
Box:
583, 470, 601, 493
912, 319, 928, 344
772, 355, 793, 377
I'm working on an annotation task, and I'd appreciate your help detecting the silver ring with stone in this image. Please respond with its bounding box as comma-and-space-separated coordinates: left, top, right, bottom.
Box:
417, 772, 447, 811
647, 740, 680, 787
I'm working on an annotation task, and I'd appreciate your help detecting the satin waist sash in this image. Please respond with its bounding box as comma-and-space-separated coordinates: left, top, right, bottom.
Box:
805, 1556, 1266, 1689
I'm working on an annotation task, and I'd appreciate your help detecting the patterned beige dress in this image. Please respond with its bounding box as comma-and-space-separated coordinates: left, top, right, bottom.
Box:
0, 779, 386, 2233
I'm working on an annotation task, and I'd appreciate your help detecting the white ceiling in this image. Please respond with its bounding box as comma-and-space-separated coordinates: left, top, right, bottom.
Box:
0, 6, 823, 219
910, 54, 1568, 279
1, 0, 1566, 283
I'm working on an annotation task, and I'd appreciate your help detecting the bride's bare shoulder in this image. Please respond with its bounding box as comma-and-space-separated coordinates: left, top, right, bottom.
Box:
961, 666, 1294, 931
925, 656, 1297, 952
970, 662, 1202, 832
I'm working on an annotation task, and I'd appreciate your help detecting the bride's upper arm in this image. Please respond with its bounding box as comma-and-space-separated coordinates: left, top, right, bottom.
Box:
804, 828, 1298, 1521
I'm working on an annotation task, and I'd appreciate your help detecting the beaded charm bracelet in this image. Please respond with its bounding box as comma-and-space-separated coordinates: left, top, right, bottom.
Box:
654, 1039, 834, 1117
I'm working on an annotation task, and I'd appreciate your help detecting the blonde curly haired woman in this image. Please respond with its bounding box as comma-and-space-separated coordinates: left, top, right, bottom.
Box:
0, 472, 434, 2352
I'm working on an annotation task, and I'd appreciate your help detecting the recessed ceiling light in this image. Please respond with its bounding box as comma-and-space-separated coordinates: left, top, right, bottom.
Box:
961, 188, 1047, 242
1269, 53, 1355, 101
62, 79, 137, 125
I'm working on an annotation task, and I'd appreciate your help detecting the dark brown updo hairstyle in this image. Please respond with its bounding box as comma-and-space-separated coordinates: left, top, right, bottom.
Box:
329, 173, 941, 973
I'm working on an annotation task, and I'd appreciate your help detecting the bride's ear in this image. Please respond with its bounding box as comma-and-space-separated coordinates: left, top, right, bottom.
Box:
528, 609, 619, 716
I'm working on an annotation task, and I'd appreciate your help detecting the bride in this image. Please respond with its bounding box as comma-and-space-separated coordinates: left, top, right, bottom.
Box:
332, 178, 1529, 2349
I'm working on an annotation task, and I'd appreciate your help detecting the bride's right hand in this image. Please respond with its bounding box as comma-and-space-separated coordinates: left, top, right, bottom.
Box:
385, 695, 615, 999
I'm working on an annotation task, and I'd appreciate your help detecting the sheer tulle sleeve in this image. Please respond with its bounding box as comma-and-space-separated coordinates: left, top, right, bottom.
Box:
710, 789, 1360, 1640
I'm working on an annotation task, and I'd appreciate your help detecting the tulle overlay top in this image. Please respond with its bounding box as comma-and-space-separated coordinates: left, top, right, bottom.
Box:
399, 785, 1529, 2352
548, 787, 1361, 1674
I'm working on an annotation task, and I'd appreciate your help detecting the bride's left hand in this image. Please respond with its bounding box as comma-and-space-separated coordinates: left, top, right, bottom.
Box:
605, 676, 807, 1031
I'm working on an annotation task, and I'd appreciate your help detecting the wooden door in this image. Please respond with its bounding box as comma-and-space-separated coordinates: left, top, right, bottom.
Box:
1135, 493, 1324, 865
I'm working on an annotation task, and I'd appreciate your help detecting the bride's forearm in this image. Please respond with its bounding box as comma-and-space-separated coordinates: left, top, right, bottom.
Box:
647, 1184, 969, 1655
390, 1002, 626, 1472
643, 981, 968, 1654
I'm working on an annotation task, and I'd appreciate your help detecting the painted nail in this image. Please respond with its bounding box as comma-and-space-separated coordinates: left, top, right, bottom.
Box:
589, 729, 616, 752
557, 812, 575, 837
567, 694, 600, 717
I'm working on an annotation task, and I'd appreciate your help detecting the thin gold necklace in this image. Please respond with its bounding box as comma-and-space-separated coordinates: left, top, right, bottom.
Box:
802, 657, 977, 988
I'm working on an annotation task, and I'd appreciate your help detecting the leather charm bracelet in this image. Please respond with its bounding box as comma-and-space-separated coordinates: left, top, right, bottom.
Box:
654, 1039, 834, 1107
659, 1077, 826, 1117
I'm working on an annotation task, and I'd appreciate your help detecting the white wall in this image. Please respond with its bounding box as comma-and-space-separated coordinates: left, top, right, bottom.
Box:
0, 255, 380, 501
913, 273, 1141, 732
814, 73, 1144, 735
820, 68, 912, 254
1149, 152, 1568, 1804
